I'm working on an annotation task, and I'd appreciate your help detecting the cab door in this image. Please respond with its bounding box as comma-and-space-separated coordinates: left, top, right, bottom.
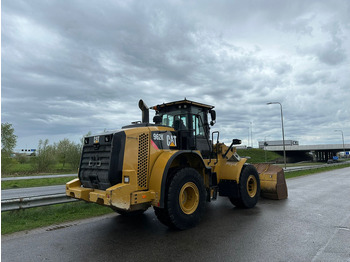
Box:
192, 115, 211, 158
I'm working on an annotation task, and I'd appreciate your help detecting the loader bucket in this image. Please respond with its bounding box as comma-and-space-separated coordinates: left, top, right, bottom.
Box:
253, 163, 288, 200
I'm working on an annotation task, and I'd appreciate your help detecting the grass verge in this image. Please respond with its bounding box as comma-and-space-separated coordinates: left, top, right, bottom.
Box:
285, 163, 350, 179
2, 162, 76, 177
237, 148, 281, 163
1, 176, 77, 190
1, 201, 114, 235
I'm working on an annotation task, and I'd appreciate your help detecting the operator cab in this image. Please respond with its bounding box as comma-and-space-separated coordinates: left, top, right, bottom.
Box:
151, 99, 216, 158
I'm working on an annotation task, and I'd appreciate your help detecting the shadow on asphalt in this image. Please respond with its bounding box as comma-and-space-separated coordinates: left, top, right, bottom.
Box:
104, 196, 289, 237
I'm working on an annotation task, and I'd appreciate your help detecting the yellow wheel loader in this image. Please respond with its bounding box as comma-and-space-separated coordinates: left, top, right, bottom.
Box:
66, 99, 287, 230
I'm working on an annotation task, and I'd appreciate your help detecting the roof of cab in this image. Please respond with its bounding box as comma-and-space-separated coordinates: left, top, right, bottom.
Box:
151, 99, 214, 111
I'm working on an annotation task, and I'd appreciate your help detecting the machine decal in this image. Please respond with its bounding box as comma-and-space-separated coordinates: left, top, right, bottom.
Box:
88, 155, 101, 167
167, 135, 177, 147
152, 133, 164, 141
151, 140, 159, 150
151, 131, 177, 149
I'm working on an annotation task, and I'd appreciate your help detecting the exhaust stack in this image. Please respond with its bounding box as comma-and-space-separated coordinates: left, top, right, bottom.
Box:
138, 99, 149, 123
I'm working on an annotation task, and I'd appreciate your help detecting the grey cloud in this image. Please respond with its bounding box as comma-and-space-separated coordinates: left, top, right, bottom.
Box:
2, 0, 350, 148
295, 70, 337, 85
316, 42, 346, 65
274, 63, 293, 75
277, 15, 314, 35
297, 40, 347, 66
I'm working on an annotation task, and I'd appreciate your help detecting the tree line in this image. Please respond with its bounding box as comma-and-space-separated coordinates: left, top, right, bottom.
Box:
1, 122, 87, 174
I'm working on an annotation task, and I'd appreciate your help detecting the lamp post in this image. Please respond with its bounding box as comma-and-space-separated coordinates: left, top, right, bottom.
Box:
334, 130, 345, 158
267, 102, 287, 170
264, 136, 269, 163
247, 127, 250, 148
250, 122, 253, 148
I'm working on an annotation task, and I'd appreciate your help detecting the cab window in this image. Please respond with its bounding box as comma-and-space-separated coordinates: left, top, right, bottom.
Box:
162, 114, 173, 127
173, 115, 187, 130
193, 115, 205, 136
162, 114, 188, 131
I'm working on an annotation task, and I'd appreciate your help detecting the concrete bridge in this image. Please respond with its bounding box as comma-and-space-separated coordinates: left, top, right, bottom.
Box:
265, 144, 350, 162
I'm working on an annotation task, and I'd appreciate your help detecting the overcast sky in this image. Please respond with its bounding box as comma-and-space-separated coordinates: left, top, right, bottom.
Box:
2, 0, 350, 150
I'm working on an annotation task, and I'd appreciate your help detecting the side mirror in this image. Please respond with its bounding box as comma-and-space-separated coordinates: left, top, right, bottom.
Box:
232, 139, 241, 145
209, 110, 216, 126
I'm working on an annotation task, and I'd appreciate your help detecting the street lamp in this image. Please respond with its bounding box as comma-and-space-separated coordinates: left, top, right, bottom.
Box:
267, 102, 287, 170
247, 127, 250, 148
264, 136, 270, 163
250, 122, 253, 148
334, 130, 345, 158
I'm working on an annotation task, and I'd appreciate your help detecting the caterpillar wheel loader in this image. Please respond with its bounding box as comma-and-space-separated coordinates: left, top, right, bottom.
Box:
66, 99, 288, 230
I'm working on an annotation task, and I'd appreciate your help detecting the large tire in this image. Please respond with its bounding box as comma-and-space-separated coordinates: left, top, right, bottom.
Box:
153, 206, 173, 228
230, 165, 260, 208
154, 168, 206, 230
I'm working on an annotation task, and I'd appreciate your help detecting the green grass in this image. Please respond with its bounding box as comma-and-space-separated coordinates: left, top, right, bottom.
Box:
1, 201, 114, 235
6, 163, 35, 174
1, 176, 77, 190
237, 148, 281, 163
285, 163, 350, 179
3, 162, 76, 177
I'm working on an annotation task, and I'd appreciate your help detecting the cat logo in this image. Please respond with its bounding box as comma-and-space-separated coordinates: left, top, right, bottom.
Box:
167, 135, 177, 147
88, 155, 101, 167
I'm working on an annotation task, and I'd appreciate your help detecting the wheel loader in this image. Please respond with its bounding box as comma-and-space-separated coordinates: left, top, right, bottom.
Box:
66, 99, 288, 230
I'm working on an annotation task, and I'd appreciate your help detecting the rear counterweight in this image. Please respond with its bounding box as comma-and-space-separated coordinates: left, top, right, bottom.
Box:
79, 131, 126, 190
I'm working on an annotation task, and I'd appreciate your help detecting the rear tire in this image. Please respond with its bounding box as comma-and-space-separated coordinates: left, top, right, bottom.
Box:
230, 165, 260, 208
154, 168, 206, 230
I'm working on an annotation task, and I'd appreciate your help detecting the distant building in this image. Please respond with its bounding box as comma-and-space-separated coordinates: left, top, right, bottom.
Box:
14, 148, 37, 156
258, 140, 299, 149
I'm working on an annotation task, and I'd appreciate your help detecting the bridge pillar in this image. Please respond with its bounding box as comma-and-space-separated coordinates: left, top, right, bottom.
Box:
317, 151, 327, 162
316, 151, 322, 161
311, 151, 316, 162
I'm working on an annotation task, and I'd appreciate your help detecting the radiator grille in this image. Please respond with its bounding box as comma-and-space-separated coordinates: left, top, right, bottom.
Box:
137, 133, 149, 189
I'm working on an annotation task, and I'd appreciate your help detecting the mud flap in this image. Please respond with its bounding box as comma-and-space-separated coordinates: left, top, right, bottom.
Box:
253, 164, 288, 200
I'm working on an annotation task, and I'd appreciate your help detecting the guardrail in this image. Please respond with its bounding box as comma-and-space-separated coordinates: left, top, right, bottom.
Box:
284, 161, 349, 173
2, 174, 77, 181
2, 194, 78, 212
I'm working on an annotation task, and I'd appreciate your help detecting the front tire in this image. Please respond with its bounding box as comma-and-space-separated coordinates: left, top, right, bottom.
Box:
230, 165, 260, 208
154, 168, 206, 230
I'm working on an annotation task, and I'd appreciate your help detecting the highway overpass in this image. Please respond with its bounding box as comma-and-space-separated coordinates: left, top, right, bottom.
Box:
264, 144, 350, 162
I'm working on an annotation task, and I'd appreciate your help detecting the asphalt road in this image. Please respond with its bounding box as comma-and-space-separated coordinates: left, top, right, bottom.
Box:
2, 168, 350, 262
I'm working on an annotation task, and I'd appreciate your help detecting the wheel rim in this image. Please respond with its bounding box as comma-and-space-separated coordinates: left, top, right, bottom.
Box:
179, 182, 199, 215
246, 175, 258, 198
